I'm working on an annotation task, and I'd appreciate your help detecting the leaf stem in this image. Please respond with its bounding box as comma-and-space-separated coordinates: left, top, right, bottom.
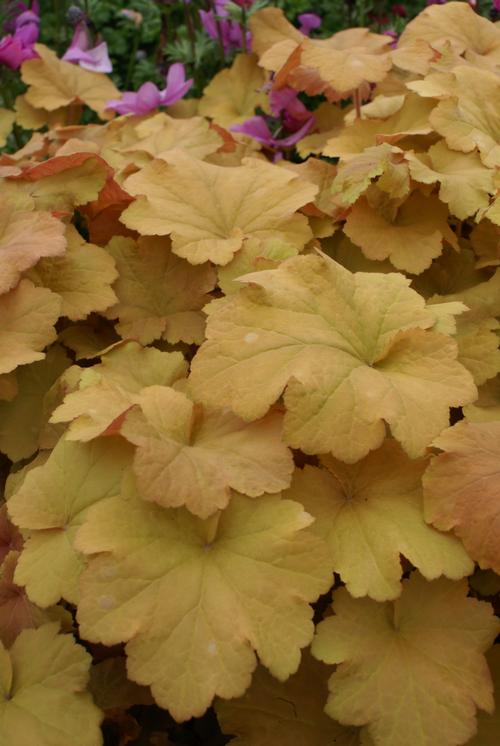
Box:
353, 88, 362, 119
204, 511, 222, 546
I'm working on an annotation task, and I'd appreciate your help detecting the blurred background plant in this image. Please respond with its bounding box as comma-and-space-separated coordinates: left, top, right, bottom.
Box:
0, 0, 497, 151
1, 1, 496, 97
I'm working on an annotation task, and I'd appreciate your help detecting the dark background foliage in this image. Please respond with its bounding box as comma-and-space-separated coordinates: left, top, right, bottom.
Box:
27, 0, 494, 94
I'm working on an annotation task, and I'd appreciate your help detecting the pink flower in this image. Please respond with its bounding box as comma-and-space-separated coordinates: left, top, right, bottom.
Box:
14, 9, 40, 44
269, 87, 312, 131
3, 1, 39, 33
199, 1, 251, 53
0, 3, 39, 69
0, 34, 36, 68
106, 63, 193, 116
233, 85, 315, 151
383, 28, 399, 48
231, 110, 315, 151
426, 0, 476, 5
62, 22, 112, 74
297, 13, 321, 35
493, 0, 500, 10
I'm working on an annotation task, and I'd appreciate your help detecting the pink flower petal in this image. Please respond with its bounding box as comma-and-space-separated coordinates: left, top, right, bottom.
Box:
77, 42, 112, 73
273, 115, 315, 147
231, 116, 273, 146
0, 34, 37, 69
136, 82, 163, 112
63, 24, 113, 73
106, 84, 161, 116
298, 13, 321, 36
160, 63, 193, 106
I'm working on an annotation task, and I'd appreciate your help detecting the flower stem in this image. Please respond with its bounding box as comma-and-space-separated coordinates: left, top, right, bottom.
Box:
124, 27, 142, 91
183, 1, 196, 65
210, 0, 226, 65
52, 0, 66, 56
241, 7, 248, 53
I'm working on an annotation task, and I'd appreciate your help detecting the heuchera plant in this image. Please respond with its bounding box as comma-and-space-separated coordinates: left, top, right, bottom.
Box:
0, 2, 499, 745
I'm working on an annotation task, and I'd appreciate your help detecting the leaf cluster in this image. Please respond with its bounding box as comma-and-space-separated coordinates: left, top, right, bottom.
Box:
0, 3, 499, 745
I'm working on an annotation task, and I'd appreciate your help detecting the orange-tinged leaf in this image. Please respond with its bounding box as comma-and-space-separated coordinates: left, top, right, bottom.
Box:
464, 375, 500, 423
323, 94, 436, 159
470, 220, 500, 269
430, 66, 500, 169
398, 1, 500, 65
281, 157, 341, 217
21, 44, 119, 118
0, 204, 66, 295
0, 507, 22, 565
121, 152, 317, 265
3, 452, 50, 503
190, 253, 475, 461
166, 98, 200, 118
343, 191, 458, 274
454, 313, 500, 386
312, 573, 500, 746
89, 657, 153, 712
285, 440, 472, 601
0, 623, 103, 746
423, 420, 500, 574
120, 385, 293, 517
75, 485, 333, 721
0, 374, 18, 402
199, 54, 268, 127
3, 152, 109, 211
15, 93, 66, 131
82, 172, 133, 219
439, 267, 500, 318
58, 322, 119, 360
331, 143, 409, 206
294, 31, 392, 96
50, 341, 187, 442
343, 94, 405, 124
54, 137, 100, 158
469, 646, 500, 746
410, 244, 484, 299
216, 651, 366, 746
27, 224, 118, 321
0, 344, 70, 462
105, 235, 215, 345
296, 101, 345, 158
0, 279, 61, 375
249, 7, 303, 60
408, 141, 495, 220
119, 112, 223, 163
0, 109, 15, 148
0, 551, 71, 647
217, 236, 299, 296
8, 437, 133, 607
